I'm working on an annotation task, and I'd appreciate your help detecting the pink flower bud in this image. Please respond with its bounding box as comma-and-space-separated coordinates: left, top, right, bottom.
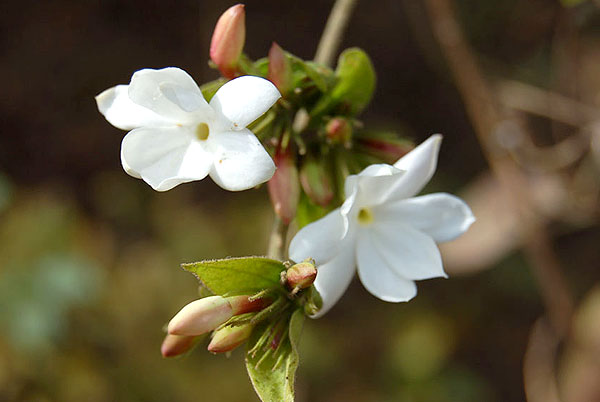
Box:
268, 148, 300, 224
207, 323, 254, 354
326, 117, 352, 146
286, 260, 317, 291
161, 334, 198, 358
268, 42, 293, 95
299, 157, 334, 207
168, 296, 233, 336
210, 4, 246, 79
167, 295, 267, 337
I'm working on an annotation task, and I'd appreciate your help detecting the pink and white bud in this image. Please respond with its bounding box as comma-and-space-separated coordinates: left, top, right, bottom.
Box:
286, 260, 317, 290
168, 296, 233, 336
161, 334, 198, 358
168, 295, 267, 336
210, 4, 246, 79
268, 42, 293, 95
326, 117, 352, 146
207, 323, 254, 354
268, 148, 300, 224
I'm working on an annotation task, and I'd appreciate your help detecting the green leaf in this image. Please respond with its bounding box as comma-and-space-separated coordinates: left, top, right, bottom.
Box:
311, 48, 376, 117
246, 309, 305, 402
182, 257, 286, 296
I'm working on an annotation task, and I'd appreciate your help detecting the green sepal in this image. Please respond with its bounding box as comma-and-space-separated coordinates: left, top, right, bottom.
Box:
253, 57, 270, 77
246, 308, 305, 402
182, 257, 286, 297
200, 78, 227, 102
311, 48, 376, 117
296, 192, 331, 229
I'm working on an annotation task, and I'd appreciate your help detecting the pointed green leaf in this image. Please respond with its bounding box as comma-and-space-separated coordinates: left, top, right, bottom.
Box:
246, 309, 305, 402
182, 257, 286, 296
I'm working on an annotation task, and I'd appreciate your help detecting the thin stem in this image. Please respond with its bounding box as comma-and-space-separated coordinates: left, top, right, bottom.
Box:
267, 216, 287, 261
293, 0, 360, 134
270, 0, 359, 258
314, 0, 359, 67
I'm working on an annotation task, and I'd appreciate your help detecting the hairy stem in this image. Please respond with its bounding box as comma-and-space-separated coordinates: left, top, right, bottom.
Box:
267, 217, 287, 261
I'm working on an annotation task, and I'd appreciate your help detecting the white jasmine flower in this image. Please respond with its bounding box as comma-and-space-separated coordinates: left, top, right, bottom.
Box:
96, 67, 281, 191
289, 135, 475, 317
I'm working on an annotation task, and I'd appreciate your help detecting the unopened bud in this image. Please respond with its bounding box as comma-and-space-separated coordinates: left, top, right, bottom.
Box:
210, 4, 246, 79
168, 295, 267, 336
268, 148, 300, 224
168, 296, 233, 336
299, 157, 334, 207
161, 334, 198, 358
208, 323, 254, 353
326, 117, 352, 146
268, 42, 293, 95
286, 260, 317, 291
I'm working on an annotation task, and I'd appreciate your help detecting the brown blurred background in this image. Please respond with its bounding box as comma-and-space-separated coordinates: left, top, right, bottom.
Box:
1, 0, 599, 401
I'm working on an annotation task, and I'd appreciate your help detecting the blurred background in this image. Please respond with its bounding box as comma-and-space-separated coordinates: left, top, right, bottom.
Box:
1, 0, 600, 401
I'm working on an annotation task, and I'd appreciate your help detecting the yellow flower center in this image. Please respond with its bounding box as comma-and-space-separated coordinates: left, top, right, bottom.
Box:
357, 207, 373, 225
196, 122, 210, 140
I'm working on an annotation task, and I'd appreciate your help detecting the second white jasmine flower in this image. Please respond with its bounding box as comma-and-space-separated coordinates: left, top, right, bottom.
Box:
96, 67, 281, 191
289, 135, 475, 317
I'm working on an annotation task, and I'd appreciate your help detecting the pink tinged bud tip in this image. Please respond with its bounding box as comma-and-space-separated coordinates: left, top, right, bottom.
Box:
268, 42, 293, 95
268, 148, 300, 224
161, 334, 197, 358
286, 261, 317, 290
207, 324, 254, 354
210, 4, 246, 79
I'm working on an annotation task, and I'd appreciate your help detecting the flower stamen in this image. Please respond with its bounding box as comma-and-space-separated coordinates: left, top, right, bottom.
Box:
196, 122, 210, 140
357, 207, 373, 225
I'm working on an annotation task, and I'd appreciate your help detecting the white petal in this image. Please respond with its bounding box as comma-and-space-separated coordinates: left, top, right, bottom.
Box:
312, 245, 356, 318
356, 231, 418, 302
120, 146, 142, 178
96, 85, 169, 130
121, 127, 213, 191
289, 208, 345, 266
344, 164, 405, 207
390, 134, 442, 199
368, 220, 446, 280
378, 193, 475, 243
210, 76, 281, 130
128, 68, 210, 123
207, 128, 275, 191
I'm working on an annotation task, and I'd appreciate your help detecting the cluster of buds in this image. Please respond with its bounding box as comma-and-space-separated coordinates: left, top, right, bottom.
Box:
161, 294, 268, 357
162, 259, 320, 358
207, 4, 413, 226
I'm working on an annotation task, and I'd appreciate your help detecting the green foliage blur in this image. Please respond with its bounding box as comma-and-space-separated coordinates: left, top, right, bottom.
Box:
1, 1, 599, 401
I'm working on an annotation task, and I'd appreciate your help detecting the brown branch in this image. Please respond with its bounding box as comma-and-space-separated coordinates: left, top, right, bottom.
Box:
423, 0, 574, 336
